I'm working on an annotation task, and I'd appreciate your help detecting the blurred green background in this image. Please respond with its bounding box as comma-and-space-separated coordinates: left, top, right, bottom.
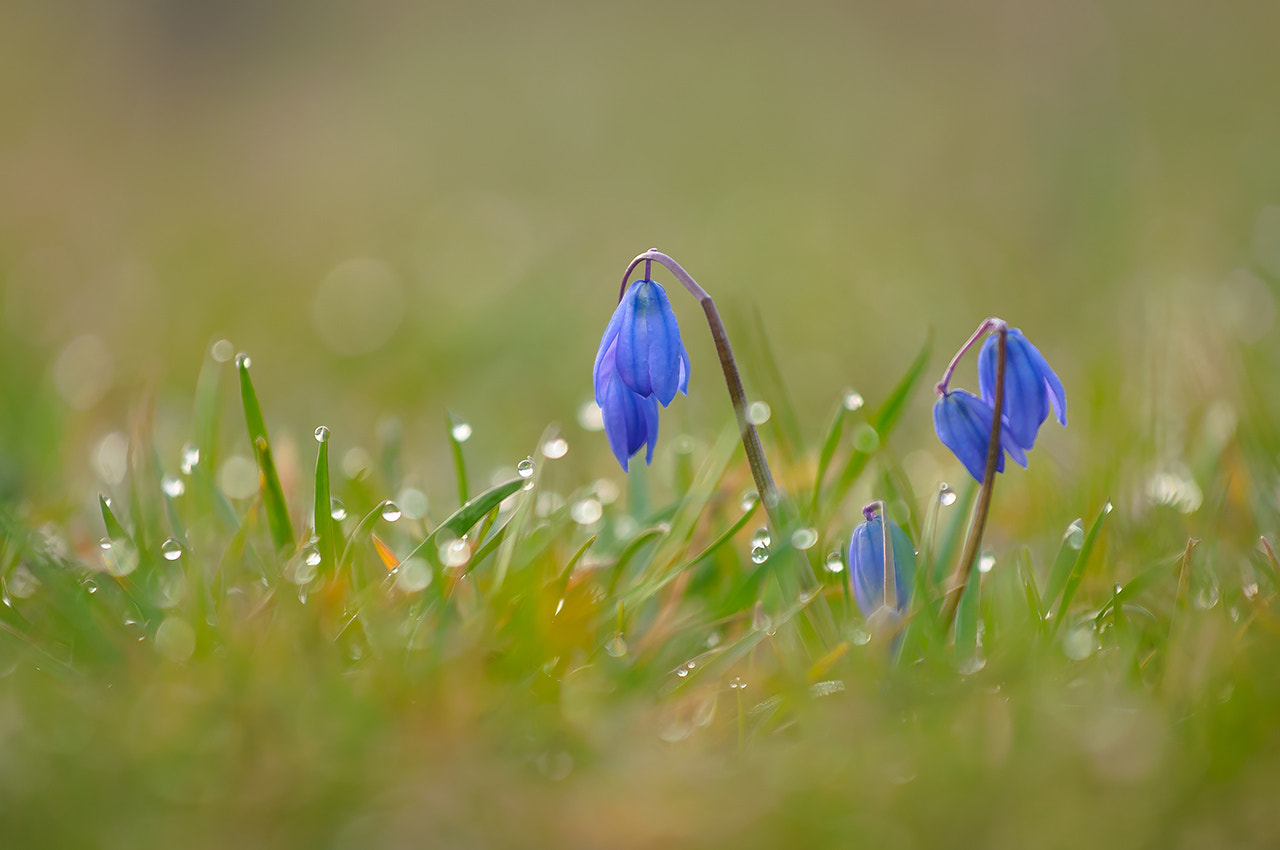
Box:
2, 0, 1279, 510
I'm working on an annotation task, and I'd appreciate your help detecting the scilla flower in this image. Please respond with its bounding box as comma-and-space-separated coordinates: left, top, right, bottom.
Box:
849, 504, 915, 628
594, 276, 690, 470
595, 278, 690, 407
933, 389, 1027, 484
977, 328, 1066, 451
594, 339, 660, 471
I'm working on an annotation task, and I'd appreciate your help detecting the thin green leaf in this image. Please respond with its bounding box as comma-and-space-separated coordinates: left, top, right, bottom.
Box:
238, 358, 294, 551
313, 433, 336, 575
1042, 518, 1085, 609
99, 493, 130, 542
1051, 501, 1112, 634
447, 411, 470, 505
404, 478, 525, 565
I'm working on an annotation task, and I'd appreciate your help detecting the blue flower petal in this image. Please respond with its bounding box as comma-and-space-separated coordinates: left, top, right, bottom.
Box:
614, 280, 687, 407
599, 369, 660, 472
848, 516, 915, 618
978, 328, 1066, 448
933, 390, 1030, 483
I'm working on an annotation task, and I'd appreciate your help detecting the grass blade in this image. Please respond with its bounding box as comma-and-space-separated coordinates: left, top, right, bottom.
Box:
447, 411, 471, 505
404, 478, 525, 565
1051, 500, 1112, 634
313, 431, 337, 575
238, 356, 294, 552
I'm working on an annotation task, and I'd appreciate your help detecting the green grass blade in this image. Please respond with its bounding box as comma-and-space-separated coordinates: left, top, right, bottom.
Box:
680, 499, 761, 569
1051, 501, 1112, 634
404, 478, 525, 565
313, 431, 336, 575
954, 562, 982, 665
238, 357, 294, 552
1017, 547, 1045, 627
1043, 518, 1086, 610
446, 411, 470, 505
99, 493, 130, 542
808, 401, 847, 518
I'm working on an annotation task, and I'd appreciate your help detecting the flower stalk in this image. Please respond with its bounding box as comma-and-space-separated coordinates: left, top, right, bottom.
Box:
938, 321, 1007, 629
618, 249, 784, 533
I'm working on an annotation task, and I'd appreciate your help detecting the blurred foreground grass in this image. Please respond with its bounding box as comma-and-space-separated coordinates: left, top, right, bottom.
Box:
4, 1, 1280, 847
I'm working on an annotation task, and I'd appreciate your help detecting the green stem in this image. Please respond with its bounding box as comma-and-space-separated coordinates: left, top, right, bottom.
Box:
939, 323, 1007, 630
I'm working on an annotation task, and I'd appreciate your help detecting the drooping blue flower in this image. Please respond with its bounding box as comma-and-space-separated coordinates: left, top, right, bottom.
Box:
848, 513, 916, 619
933, 389, 1028, 484
595, 339, 660, 472
977, 328, 1066, 451
594, 278, 690, 407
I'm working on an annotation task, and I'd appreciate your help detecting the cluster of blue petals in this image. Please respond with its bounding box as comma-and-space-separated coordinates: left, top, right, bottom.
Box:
847, 514, 916, 618
933, 328, 1066, 484
593, 279, 690, 471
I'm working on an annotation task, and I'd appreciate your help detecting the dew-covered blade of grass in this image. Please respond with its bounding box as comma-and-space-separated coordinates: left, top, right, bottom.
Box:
237, 357, 294, 551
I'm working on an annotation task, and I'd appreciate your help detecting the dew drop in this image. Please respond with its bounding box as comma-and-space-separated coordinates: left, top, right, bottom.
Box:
1064, 519, 1085, 550
842, 390, 865, 412
576, 401, 605, 432
592, 479, 619, 505
938, 483, 957, 506
570, 498, 603, 525
751, 528, 771, 548
235, 353, 251, 369
824, 551, 845, 573
740, 491, 759, 512
450, 421, 473, 443
380, 502, 402, 522
747, 401, 772, 425
1103, 500, 1114, 514
84, 579, 99, 594
791, 527, 818, 550
180, 442, 200, 474
675, 666, 690, 678
1193, 583, 1221, 610
729, 677, 746, 690
439, 537, 470, 568
161, 538, 184, 561
517, 457, 536, 479
161, 475, 185, 498
1243, 581, 1260, 600
957, 654, 987, 675
541, 436, 569, 460
210, 339, 235, 362
605, 633, 628, 657
395, 557, 432, 593
978, 553, 996, 574
330, 498, 348, 521
752, 602, 772, 632
1062, 625, 1097, 660
99, 538, 113, 551
849, 626, 871, 646
314, 425, 330, 443
1113, 582, 1123, 596
751, 546, 770, 564
305, 548, 322, 567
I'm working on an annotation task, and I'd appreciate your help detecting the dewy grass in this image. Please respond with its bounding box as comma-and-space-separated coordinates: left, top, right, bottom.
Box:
2, 278, 1280, 848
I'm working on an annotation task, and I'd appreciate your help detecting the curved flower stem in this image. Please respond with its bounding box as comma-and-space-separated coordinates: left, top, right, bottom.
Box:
620, 249, 785, 534
862, 500, 894, 610
939, 321, 1007, 630
935, 317, 998, 397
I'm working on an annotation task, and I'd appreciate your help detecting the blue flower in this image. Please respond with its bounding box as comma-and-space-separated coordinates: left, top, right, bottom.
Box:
933, 389, 1028, 484
848, 513, 916, 618
594, 279, 690, 407
977, 328, 1066, 451
595, 339, 660, 471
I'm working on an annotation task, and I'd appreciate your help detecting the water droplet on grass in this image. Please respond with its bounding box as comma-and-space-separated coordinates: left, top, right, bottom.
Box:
978, 553, 996, 573
180, 442, 200, 474
99, 538, 113, 551
161, 538, 183, 561
439, 538, 470, 568
235, 353, 251, 369
210, 339, 234, 362
330, 498, 347, 521
517, 457, 536, 479
570, 498, 602, 525
84, 578, 99, 594
751, 546, 769, 564
380, 502, 402, 522
541, 436, 568, 460
101, 539, 139, 577
747, 401, 771, 425
161, 475, 185, 498
751, 528, 771, 548
450, 421, 473, 443
791, 527, 818, 550
1243, 581, 1260, 600
1064, 519, 1085, 550
395, 557, 432, 593
843, 390, 865, 411
938, 483, 957, 506
314, 425, 330, 443
824, 551, 845, 573
605, 633, 628, 657
305, 548, 322, 567
1194, 583, 1220, 610
740, 491, 758, 511
729, 677, 745, 690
